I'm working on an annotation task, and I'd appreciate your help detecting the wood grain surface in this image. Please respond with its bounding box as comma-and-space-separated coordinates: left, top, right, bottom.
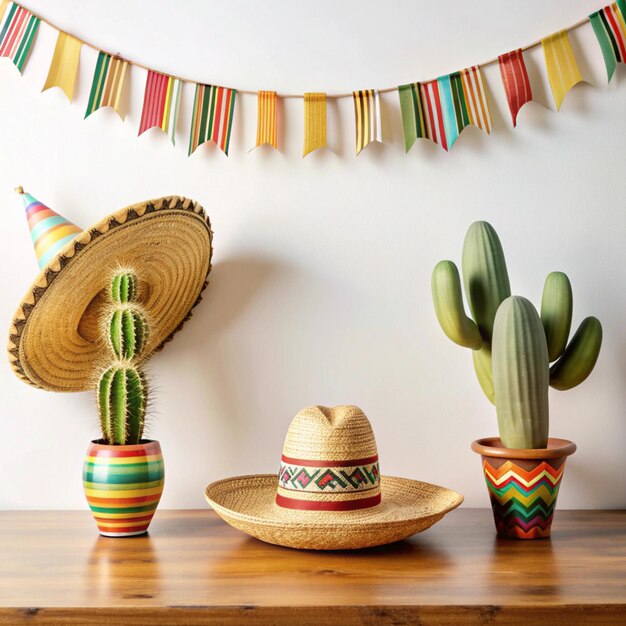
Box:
0, 509, 624, 625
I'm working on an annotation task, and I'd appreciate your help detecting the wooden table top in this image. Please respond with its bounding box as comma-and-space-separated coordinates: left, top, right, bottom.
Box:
0, 509, 624, 625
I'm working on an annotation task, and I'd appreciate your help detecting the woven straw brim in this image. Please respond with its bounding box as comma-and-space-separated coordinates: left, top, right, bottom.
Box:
8, 196, 212, 392
205, 474, 463, 550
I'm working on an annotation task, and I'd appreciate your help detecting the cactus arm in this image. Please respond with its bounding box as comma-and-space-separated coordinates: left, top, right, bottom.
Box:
472, 347, 495, 404
550, 317, 602, 391
461, 221, 511, 345
492, 296, 549, 449
432, 261, 482, 349
97, 368, 115, 442
541, 272, 573, 362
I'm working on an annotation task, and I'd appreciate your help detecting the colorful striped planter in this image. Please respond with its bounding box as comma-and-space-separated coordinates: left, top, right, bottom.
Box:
83, 440, 164, 537
471, 437, 576, 540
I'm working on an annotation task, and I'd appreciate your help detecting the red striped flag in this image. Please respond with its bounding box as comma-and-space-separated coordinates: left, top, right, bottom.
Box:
420, 80, 448, 151
498, 49, 533, 127
138, 70, 182, 144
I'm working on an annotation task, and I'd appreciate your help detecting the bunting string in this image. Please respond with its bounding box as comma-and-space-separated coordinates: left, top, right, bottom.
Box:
1, 2, 626, 157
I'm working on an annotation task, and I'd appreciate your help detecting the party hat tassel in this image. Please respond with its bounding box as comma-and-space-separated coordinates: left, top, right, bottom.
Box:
16, 187, 82, 269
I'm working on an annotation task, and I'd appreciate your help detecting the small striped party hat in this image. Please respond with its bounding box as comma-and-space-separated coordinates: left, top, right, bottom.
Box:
16, 186, 82, 269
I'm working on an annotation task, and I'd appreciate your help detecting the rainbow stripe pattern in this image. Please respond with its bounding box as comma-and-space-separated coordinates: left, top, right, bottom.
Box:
83, 440, 164, 537
481, 457, 567, 539
20, 191, 82, 269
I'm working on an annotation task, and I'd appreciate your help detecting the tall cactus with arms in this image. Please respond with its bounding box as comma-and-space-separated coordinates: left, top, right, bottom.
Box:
97, 270, 149, 445
432, 221, 602, 449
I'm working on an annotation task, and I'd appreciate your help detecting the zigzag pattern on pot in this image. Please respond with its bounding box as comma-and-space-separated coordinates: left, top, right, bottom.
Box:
83, 442, 164, 536
483, 459, 565, 539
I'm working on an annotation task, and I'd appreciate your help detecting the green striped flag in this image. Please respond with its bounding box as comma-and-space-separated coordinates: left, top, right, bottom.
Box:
188, 84, 237, 156
590, 3, 626, 81
85, 52, 129, 119
0, 2, 40, 73
398, 83, 427, 153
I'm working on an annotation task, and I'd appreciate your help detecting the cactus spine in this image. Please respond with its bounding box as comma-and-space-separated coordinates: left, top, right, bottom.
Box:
97, 270, 149, 445
431, 221, 602, 449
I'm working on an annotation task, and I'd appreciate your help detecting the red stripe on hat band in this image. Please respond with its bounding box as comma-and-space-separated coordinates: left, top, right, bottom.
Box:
275, 493, 381, 511
280, 454, 378, 468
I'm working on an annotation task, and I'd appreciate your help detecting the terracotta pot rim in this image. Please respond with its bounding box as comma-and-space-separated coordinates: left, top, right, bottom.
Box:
88, 439, 161, 452
471, 436, 576, 460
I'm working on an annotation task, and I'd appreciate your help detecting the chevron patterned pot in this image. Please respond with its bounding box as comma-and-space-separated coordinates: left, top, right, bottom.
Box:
83, 440, 164, 537
471, 437, 576, 540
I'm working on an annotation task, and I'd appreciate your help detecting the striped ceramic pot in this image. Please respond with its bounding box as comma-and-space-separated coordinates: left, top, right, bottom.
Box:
83, 440, 164, 537
471, 437, 576, 540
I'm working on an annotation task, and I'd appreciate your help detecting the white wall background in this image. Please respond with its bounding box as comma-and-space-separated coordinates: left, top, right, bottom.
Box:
1, 0, 624, 510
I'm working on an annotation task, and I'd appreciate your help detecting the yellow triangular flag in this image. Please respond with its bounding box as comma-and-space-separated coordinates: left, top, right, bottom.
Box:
42, 32, 82, 102
542, 31, 583, 111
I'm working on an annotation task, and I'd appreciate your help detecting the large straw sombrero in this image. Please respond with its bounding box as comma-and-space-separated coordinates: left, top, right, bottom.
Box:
205, 405, 463, 550
8, 188, 212, 392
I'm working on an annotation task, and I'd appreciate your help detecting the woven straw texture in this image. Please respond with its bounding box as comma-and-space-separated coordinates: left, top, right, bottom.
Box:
8, 196, 212, 392
283, 405, 376, 460
206, 474, 464, 550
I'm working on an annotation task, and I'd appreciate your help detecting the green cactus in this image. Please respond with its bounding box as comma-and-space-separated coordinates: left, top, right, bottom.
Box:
431, 221, 602, 449
97, 270, 149, 445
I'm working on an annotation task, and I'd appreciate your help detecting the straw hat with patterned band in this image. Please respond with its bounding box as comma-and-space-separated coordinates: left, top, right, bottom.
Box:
8, 187, 212, 392
205, 405, 463, 550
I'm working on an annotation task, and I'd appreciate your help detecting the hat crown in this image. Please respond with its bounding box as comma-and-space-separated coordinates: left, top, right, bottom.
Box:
282, 405, 377, 461
277, 405, 381, 512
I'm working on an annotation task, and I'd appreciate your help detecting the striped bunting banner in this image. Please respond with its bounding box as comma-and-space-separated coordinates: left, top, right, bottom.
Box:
589, 4, 626, 82
458, 66, 492, 134
303, 92, 327, 156
402, 67, 492, 152
542, 31, 583, 110
498, 49, 533, 127
398, 83, 426, 152
139, 70, 182, 144
42, 32, 82, 102
353, 90, 382, 155
255, 90, 278, 149
188, 84, 236, 156
0, 1, 40, 74
420, 80, 448, 150
85, 51, 129, 119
